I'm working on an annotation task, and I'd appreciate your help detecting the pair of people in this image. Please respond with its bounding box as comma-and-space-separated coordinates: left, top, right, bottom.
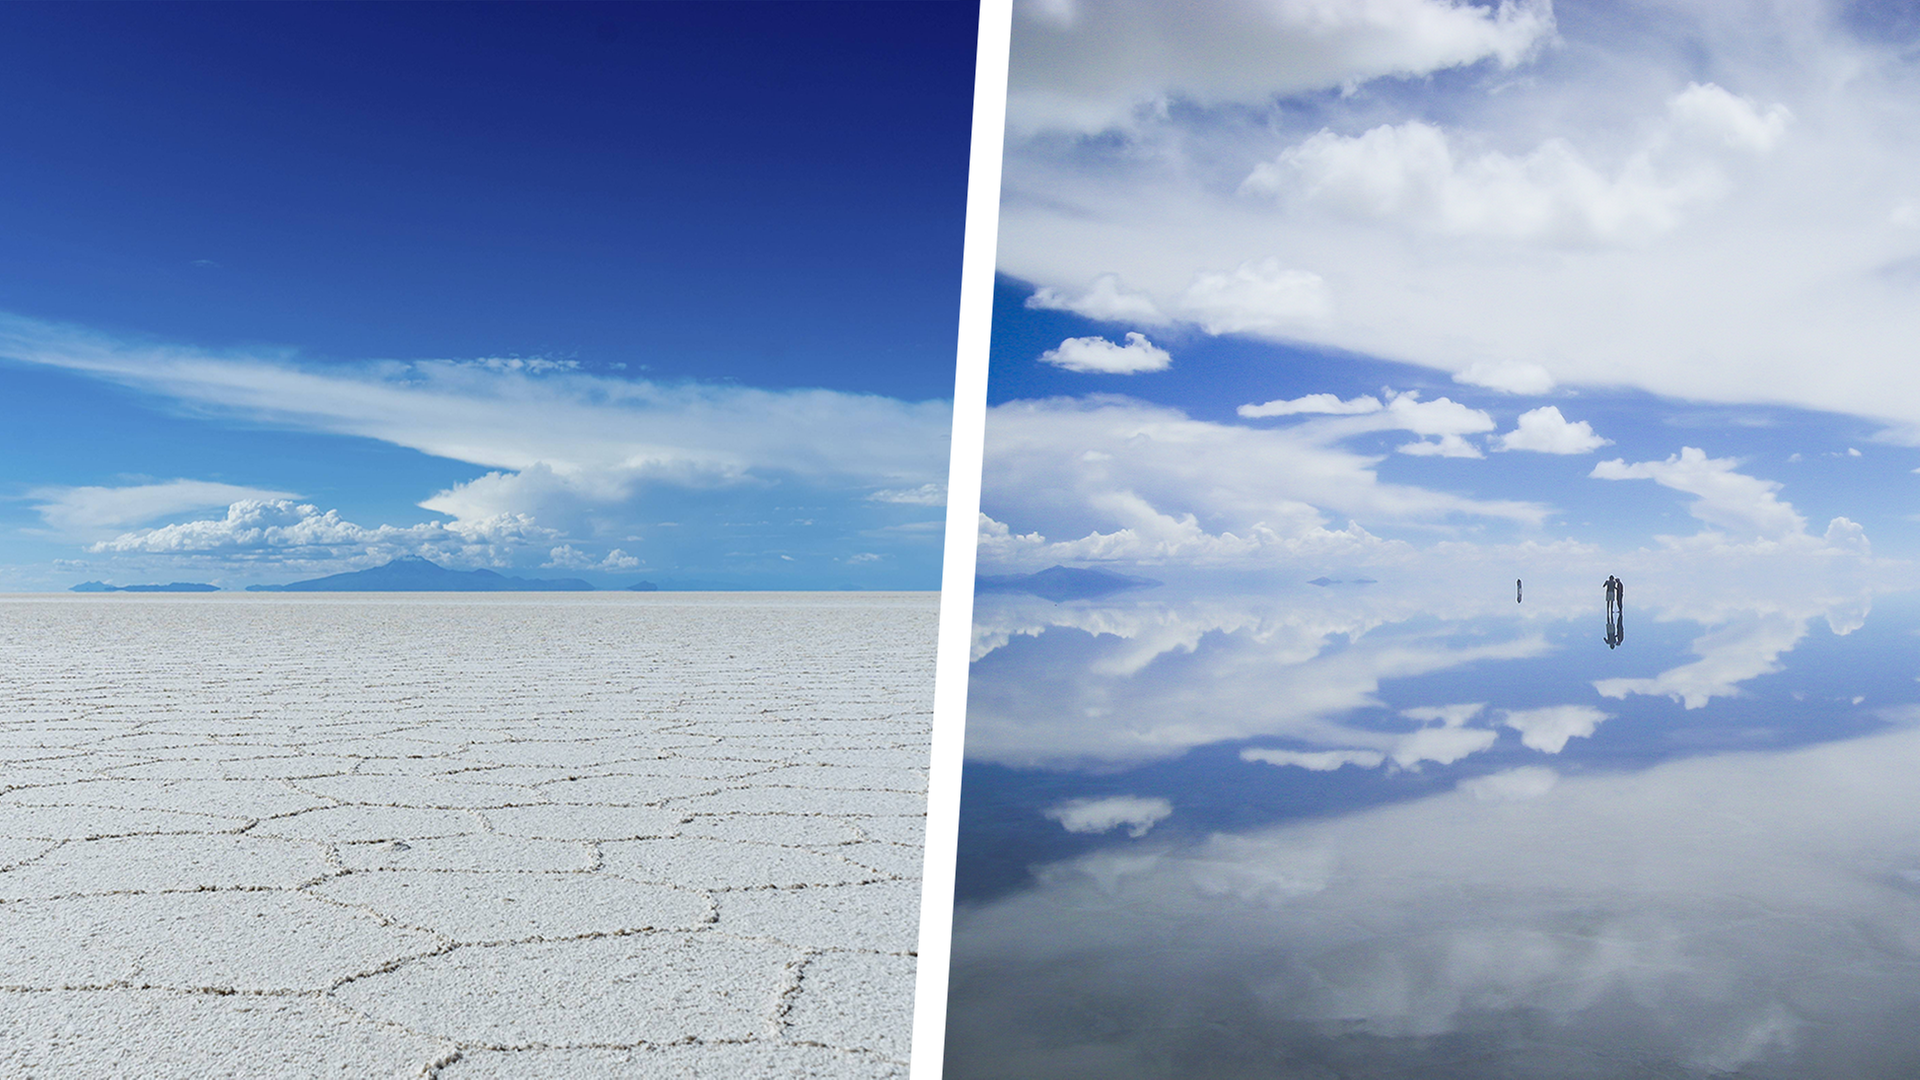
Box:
1604, 575, 1625, 648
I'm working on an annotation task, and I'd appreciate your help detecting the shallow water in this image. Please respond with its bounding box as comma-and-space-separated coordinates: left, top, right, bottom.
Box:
948, 560, 1920, 1078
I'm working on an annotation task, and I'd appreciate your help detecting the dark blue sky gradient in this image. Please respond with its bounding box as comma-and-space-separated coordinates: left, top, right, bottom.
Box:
0, 2, 978, 398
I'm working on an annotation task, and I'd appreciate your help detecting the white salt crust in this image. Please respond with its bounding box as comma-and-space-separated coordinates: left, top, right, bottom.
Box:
0, 592, 934, 1077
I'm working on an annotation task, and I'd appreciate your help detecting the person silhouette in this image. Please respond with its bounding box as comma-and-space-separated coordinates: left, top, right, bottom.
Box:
1603, 575, 1624, 648
1516, 578, 1522, 603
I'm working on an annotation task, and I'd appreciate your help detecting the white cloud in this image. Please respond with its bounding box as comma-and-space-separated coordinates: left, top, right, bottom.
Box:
1459, 765, 1559, 801
1039, 331, 1173, 374
1007, 0, 1554, 133
1498, 406, 1612, 453
965, 540, 1901, 767
544, 544, 641, 571
1500, 704, 1611, 752
1453, 360, 1556, 395
980, 398, 1542, 572
867, 482, 947, 506
1174, 258, 1331, 335
1591, 447, 1806, 539
1396, 433, 1483, 457
1382, 391, 1496, 437
1824, 515, 1870, 556
1240, 747, 1385, 771
1402, 703, 1485, 725
992, 6, 1920, 436
29, 480, 298, 536
1387, 722, 1498, 766
1238, 393, 1383, 418
86, 498, 556, 567
1665, 82, 1791, 154
1245, 118, 1723, 245
950, 724, 1920, 1075
967, 583, 1552, 766
1026, 273, 1169, 324
1595, 612, 1807, 710
1043, 795, 1173, 838
0, 315, 951, 541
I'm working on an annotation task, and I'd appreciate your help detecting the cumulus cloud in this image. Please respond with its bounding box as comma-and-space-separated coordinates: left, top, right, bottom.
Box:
1497, 405, 1612, 453
1501, 704, 1611, 752
1043, 795, 1173, 838
85, 498, 557, 569
1039, 331, 1172, 374
29, 480, 298, 536
1240, 747, 1385, 771
544, 544, 641, 571
1026, 273, 1169, 324
1591, 447, 1805, 539
1007, 0, 1554, 133
1665, 82, 1791, 153
82, 495, 560, 576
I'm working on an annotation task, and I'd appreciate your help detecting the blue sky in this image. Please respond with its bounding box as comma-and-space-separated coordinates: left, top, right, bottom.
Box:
0, 2, 978, 590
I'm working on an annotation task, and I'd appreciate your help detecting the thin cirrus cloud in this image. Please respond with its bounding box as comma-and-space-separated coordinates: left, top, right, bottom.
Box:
0, 313, 952, 539
29, 479, 298, 537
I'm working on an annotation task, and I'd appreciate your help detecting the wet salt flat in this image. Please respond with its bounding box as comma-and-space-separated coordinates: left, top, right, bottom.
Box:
947, 560, 1920, 1078
0, 592, 935, 1078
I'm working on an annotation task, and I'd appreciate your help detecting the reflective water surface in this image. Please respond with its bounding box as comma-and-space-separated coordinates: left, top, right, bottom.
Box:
948, 552, 1920, 1078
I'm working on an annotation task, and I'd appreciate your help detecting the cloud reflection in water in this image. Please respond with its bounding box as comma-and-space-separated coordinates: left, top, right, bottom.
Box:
950, 553, 1920, 1078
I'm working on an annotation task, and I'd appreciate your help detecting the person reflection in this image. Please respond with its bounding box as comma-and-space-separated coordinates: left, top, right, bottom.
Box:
1604, 574, 1625, 648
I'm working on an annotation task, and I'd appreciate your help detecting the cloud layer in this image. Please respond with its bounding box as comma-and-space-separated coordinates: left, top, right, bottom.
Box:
996, 0, 1920, 431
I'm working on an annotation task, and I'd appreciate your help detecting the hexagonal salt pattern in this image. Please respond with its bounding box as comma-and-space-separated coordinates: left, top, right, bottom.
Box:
0, 593, 934, 1077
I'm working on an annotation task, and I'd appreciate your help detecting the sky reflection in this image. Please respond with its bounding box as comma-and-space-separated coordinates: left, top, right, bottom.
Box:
951, 556, 1920, 1076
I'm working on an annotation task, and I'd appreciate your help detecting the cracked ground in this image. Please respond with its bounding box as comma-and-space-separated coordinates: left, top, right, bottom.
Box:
0, 592, 936, 1078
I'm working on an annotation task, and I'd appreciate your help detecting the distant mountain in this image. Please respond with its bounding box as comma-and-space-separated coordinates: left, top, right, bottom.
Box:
69, 581, 220, 593
625, 581, 659, 592
246, 556, 595, 592
975, 565, 1161, 603
1307, 577, 1377, 587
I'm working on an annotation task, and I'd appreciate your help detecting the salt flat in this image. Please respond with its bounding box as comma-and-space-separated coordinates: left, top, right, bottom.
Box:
0, 592, 936, 1078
